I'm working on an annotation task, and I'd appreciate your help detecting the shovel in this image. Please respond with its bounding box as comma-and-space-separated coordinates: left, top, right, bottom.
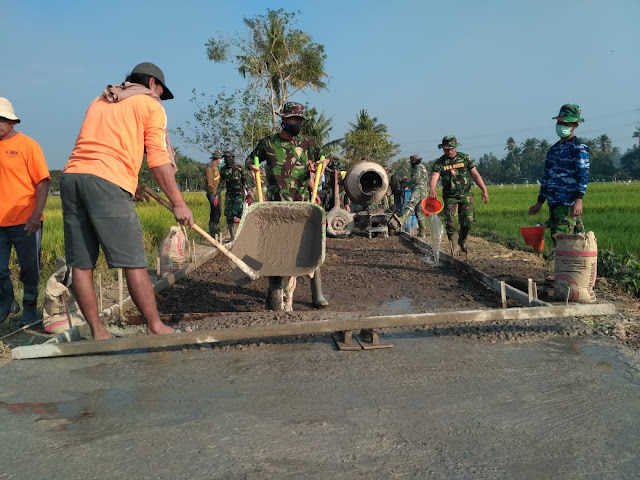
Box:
142, 186, 260, 282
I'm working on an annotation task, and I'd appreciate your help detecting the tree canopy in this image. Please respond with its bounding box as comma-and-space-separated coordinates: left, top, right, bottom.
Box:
206, 8, 327, 130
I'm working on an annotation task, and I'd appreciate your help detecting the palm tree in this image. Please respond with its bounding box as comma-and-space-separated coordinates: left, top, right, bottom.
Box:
302, 107, 342, 154
348, 109, 388, 134
207, 9, 328, 130
596, 134, 612, 153
633, 126, 640, 147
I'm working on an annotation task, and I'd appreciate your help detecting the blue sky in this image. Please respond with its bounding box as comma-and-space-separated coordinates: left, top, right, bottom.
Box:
3, 0, 639, 170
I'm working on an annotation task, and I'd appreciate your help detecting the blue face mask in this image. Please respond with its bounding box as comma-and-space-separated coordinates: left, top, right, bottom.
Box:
556, 125, 572, 138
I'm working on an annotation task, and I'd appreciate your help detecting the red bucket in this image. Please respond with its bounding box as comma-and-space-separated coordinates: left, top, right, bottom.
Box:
421, 197, 444, 216
520, 226, 546, 252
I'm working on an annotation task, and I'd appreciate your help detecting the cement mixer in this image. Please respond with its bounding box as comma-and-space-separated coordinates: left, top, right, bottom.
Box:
326, 160, 392, 238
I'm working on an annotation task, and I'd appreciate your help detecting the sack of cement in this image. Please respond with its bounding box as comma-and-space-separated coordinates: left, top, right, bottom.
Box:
554, 231, 597, 304
43, 257, 85, 333
159, 226, 190, 277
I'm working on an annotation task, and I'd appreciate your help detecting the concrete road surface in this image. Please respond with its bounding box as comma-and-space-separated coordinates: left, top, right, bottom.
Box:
1, 333, 639, 479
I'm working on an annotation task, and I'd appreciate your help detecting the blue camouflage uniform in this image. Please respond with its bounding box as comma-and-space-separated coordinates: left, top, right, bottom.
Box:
537, 136, 590, 237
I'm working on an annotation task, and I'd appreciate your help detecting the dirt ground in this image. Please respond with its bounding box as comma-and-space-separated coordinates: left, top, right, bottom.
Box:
2, 231, 639, 357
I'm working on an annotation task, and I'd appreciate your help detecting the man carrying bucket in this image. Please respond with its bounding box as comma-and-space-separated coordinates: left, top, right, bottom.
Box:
528, 104, 589, 243
429, 135, 489, 255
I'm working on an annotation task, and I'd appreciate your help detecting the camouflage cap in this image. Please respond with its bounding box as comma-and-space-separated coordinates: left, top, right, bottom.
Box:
223, 150, 235, 158
276, 101, 306, 119
552, 103, 584, 123
438, 135, 461, 149
210, 149, 223, 160
409, 154, 422, 162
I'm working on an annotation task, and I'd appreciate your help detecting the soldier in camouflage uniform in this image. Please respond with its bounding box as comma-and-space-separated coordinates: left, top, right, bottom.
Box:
205, 149, 222, 235
322, 157, 349, 211
429, 136, 489, 254
246, 102, 330, 310
218, 150, 250, 241
391, 154, 430, 237
528, 104, 589, 243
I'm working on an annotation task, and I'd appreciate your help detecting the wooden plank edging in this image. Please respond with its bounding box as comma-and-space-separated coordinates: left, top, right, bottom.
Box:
12, 303, 616, 360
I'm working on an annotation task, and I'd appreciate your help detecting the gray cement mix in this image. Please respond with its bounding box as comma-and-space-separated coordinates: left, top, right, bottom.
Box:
1, 334, 640, 479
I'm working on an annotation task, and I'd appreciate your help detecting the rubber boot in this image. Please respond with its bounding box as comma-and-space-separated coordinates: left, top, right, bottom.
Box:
310, 269, 329, 308
16, 286, 38, 327
0, 278, 16, 323
417, 218, 427, 238
227, 224, 235, 242
390, 209, 412, 233
458, 229, 469, 253
266, 276, 284, 311
450, 232, 460, 256
209, 223, 220, 237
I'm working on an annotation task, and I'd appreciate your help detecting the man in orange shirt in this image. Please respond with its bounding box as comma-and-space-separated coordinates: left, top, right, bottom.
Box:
0, 98, 50, 326
61, 62, 193, 341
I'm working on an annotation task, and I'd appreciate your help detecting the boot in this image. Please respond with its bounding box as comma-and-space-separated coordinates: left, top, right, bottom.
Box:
227, 224, 235, 242
417, 218, 427, 238
209, 223, 220, 237
390, 209, 412, 232
458, 230, 469, 253
266, 276, 284, 311
310, 269, 329, 308
16, 286, 38, 327
449, 232, 460, 256
0, 278, 16, 323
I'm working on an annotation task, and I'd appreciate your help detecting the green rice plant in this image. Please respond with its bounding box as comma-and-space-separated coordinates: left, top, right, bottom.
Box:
472, 182, 640, 257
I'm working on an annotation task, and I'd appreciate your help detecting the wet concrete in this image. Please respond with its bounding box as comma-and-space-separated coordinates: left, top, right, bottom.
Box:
1, 335, 640, 479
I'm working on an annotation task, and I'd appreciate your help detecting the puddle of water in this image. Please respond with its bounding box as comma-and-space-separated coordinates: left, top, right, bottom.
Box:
383, 297, 414, 313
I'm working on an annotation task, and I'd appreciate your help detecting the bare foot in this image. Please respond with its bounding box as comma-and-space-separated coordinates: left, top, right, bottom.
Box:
92, 328, 113, 341
147, 323, 193, 335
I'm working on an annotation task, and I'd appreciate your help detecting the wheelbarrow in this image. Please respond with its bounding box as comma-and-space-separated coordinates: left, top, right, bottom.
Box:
227, 157, 326, 285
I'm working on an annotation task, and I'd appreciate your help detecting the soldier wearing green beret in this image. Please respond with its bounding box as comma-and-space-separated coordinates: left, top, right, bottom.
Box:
246, 102, 330, 310
429, 135, 489, 255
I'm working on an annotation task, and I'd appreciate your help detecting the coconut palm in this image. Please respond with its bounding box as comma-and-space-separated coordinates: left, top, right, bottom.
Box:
206, 9, 327, 130
632, 126, 640, 147
302, 107, 342, 154
596, 134, 612, 153
348, 110, 388, 134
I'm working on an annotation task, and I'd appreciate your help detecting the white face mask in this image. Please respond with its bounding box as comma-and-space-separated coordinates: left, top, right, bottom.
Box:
556, 125, 573, 138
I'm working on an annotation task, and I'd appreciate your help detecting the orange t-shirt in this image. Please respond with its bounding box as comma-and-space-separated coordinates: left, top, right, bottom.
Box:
0, 132, 50, 227
64, 94, 171, 194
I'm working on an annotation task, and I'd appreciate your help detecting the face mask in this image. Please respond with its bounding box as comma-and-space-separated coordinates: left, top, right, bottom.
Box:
556, 125, 572, 138
282, 121, 303, 136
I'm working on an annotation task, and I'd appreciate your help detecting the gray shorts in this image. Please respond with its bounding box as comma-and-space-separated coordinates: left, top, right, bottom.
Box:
61, 174, 147, 269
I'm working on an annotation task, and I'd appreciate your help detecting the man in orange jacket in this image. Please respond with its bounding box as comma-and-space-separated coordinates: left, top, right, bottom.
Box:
62, 62, 193, 340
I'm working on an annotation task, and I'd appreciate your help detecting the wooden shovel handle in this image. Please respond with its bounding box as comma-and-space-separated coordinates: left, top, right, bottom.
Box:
142, 186, 259, 281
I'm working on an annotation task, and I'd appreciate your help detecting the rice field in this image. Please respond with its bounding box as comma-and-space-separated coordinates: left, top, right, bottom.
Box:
472, 181, 640, 256
5, 182, 639, 304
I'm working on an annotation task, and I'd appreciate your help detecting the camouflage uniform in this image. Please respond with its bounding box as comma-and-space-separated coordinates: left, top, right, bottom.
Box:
432, 137, 476, 242
322, 158, 348, 211
219, 151, 251, 237
205, 149, 222, 235
394, 155, 429, 236
246, 135, 322, 201
246, 102, 328, 310
536, 104, 589, 242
